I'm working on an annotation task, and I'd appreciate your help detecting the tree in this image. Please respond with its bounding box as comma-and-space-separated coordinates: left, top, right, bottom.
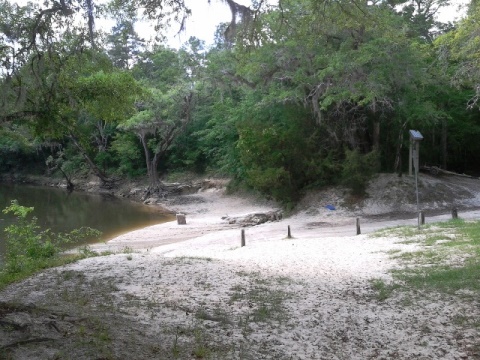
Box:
436, 1, 480, 107
45, 149, 86, 191
106, 20, 145, 69
119, 86, 194, 188
394, 0, 453, 42
0, 123, 38, 172
427, 1, 480, 173
1, 34, 142, 185
52, 62, 143, 185
0, 0, 263, 64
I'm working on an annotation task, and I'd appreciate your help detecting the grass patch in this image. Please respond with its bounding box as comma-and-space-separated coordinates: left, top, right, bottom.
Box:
431, 218, 465, 229
178, 256, 213, 262
393, 261, 480, 295
386, 249, 402, 255
370, 279, 401, 301
162, 256, 213, 266
424, 233, 455, 246
163, 322, 229, 359
372, 225, 420, 239
371, 219, 480, 300
394, 249, 444, 264
0, 253, 95, 291
195, 307, 232, 326
228, 275, 293, 324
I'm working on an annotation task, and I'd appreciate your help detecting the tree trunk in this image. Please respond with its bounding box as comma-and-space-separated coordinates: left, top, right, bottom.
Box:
394, 122, 407, 176
136, 91, 194, 192
139, 134, 153, 181
149, 152, 161, 188
138, 133, 161, 191
69, 134, 111, 185
373, 120, 380, 150
58, 167, 74, 191
442, 118, 447, 170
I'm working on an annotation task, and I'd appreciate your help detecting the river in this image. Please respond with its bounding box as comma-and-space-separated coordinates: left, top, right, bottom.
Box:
0, 183, 175, 262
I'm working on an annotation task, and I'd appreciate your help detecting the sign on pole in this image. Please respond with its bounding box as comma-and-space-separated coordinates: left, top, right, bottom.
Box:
409, 130, 423, 229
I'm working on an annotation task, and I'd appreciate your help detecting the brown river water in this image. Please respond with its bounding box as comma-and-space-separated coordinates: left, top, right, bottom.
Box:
0, 183, 175, 262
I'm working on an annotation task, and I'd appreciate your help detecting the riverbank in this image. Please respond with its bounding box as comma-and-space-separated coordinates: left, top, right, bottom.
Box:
2, 173, 480, 358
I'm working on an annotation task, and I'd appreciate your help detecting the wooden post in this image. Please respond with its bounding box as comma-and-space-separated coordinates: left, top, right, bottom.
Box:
287, 225, 292, 239
176, 213, 186, 225
452, 208, 458, 219
356, 218, 361, 235
241, 229, 245, 247
419, 211, 425, 225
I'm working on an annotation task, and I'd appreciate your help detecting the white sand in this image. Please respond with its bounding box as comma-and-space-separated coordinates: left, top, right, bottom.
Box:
3, 185, 480, 358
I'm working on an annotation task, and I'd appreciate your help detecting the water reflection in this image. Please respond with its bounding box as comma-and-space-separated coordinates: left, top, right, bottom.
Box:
0, 183, 175, 260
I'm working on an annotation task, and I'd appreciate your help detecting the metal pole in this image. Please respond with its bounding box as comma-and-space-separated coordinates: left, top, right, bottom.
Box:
414, 142, 421, 229
409, 131, 423, 229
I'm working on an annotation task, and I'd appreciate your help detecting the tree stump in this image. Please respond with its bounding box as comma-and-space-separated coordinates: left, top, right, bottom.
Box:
176, 213, 186, 225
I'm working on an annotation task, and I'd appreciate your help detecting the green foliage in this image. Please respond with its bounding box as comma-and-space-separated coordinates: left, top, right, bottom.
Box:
120, 46, 194, 183
236, 102, 340, 203
110, 132, 145, 177
435, 3, 480, 107
1, 200, 101, 277
187, 97, 242, 175
3, 0, 480, 196
341, 149, 380, 195
167, 128, 207, 173
0, 126, 31, 153
0, 125, 36, 172
133, 46, 185, 89
72, 70, 143, 123
46, 149, 87, 184
106, 20, 145, 69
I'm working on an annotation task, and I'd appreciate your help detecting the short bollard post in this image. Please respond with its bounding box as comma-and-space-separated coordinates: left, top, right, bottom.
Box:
241, 229, 245, 247
419, 211, 425, 225
287, 225, 292, 239
356, 218, 361, 235
452, 208, 458, 219
176, 213, 186, 225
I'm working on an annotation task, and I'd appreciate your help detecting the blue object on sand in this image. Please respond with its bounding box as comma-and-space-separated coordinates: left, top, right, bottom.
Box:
325, 204, 336, 211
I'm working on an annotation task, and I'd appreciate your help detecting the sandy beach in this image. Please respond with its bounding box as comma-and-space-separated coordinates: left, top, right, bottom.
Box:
2, 175, 480, 359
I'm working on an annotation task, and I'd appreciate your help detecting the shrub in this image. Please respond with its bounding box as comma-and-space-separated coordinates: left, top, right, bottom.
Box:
235, 104, 342, 204
110, 133, 145, 177
1, 200, 101, 275
341, 148, 380, 195
245, 166, 292, 201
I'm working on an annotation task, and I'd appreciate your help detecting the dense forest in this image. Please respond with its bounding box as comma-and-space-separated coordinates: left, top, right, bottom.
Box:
1, 0, 479, 204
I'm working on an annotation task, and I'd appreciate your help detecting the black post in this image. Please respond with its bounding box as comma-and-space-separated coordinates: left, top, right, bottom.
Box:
241, 229, 245, 247
287, 225, 292, 239
356, 218, 361, 235
452, 208, 458, 219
